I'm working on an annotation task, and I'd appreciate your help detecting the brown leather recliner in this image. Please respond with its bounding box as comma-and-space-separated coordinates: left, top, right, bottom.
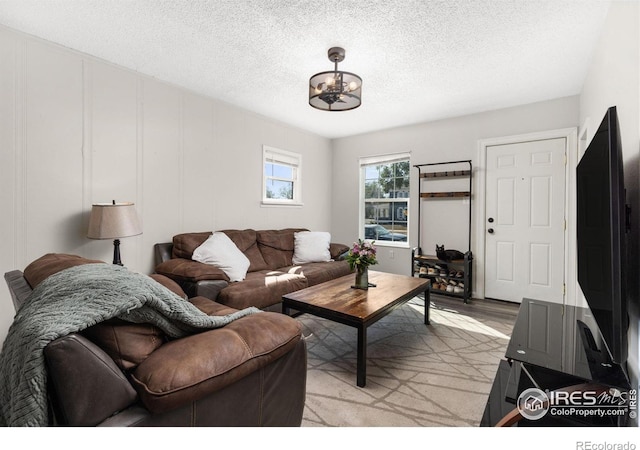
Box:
2, 255, 307, 427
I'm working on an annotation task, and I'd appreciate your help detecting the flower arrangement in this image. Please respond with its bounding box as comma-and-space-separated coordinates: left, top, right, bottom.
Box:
345, 239, 378, 270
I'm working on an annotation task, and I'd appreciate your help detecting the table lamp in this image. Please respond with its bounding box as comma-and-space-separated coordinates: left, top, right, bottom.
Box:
87, 201, 142, 265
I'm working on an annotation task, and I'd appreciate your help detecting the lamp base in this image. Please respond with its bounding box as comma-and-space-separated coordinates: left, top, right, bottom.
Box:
112, 239, 123, 266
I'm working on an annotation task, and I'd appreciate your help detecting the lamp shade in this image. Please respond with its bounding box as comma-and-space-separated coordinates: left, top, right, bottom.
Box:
87, 202, 142, 239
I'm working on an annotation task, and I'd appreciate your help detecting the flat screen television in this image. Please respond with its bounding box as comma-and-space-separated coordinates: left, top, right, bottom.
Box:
576, 105, 629, 364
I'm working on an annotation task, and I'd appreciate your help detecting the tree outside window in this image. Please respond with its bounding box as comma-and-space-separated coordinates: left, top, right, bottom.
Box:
360, 155, 410, 245
265, 163, 294, 199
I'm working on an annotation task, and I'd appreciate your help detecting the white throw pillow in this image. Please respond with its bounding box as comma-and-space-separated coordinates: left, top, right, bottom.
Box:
292, 231, 331, 264
192, 232, 250, 282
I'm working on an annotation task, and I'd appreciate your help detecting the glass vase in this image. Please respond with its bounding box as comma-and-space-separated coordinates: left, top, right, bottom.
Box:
353, 265, 369, 290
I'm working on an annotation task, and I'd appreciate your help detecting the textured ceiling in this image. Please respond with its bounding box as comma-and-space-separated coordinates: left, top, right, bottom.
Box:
0, 0, 611, 139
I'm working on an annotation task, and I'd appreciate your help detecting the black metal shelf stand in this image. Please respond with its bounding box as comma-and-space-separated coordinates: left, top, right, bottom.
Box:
412, 160, 473, 303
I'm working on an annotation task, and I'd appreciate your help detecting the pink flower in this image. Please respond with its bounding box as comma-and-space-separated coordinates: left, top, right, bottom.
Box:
346, 238, 378, 270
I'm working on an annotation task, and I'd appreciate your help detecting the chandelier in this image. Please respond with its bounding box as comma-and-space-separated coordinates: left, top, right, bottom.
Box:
309, 47, 362, 111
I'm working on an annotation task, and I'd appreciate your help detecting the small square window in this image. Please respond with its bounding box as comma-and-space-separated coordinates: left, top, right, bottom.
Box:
262, 146, 302, 206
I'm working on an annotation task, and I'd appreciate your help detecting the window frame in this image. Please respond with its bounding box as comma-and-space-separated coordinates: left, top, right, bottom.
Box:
261, 145, 303, 207
359, 152, 411, 248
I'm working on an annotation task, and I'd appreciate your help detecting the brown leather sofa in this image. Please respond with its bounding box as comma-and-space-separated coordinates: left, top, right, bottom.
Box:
3, 254, 307, 426
154, 228, 353, 312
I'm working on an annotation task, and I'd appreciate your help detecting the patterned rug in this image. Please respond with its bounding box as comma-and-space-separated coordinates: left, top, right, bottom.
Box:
298, 295, 519, 427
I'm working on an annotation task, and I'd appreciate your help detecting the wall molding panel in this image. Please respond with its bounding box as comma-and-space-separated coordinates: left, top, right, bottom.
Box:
20, 40, 30, 268
15, 38, 27, 270
81, 59, 93, 260
136, 77, 145, 268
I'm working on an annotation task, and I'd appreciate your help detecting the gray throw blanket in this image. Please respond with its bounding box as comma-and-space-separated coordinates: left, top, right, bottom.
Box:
0, 263, 260, 427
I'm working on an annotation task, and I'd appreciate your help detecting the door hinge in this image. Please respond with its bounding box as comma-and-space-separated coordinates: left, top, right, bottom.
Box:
564, 152, 567, 165
564, 219, 567, 231
562, 283, 566, 295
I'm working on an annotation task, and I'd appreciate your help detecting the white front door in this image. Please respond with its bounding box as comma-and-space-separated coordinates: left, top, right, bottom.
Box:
484, 138, 566, 304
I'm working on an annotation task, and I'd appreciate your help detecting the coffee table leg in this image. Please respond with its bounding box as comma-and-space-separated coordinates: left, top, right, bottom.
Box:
424, 286, 430, 325
357, 325, 367, 387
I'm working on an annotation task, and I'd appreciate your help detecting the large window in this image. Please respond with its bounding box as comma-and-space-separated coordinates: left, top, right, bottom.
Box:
360, 153, 410, 246
262, 146, 302, 206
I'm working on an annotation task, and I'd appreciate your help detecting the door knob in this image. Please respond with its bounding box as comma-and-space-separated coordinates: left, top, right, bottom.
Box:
488, 217, 494, 223
488, 228, 494, 234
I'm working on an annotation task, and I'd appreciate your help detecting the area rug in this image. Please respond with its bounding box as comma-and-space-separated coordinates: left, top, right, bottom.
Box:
297, 295, 519, 427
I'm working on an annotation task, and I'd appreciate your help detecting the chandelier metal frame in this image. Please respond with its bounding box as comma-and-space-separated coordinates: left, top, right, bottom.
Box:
309, 47, 362, 111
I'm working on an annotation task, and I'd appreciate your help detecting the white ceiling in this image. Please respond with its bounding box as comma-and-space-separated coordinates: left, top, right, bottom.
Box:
0, 0, 612, 139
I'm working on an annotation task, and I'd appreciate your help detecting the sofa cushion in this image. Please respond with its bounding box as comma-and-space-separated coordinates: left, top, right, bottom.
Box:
189, 296, 239, 316
155, 258, 230, 283
217, 270, 308, 310
172, 232, 211, 259
171, 230, 269, 273
330, 242, 350, 260
192, 232, 251, 282
81, 292, 243, 374
82, 319, 166, 371
256, 228, 307, 269
220, 229, 269, 272
130, 312, 302, 414
292, 231, 331, 264
149, 273, 188, 300
281, 260, 353, 286
23, 253, 105, 288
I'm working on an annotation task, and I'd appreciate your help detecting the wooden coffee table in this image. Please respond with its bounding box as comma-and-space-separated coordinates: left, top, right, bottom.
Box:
282, 271, 430, 387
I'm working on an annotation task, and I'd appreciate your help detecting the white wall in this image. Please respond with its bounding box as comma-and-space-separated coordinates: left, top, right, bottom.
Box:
331, 96, 579, 288
0, 26, 333, 344
578, 0, 640, 409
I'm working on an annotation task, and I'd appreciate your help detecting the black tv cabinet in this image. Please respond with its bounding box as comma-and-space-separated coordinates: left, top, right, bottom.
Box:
481, 298, 633, 427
